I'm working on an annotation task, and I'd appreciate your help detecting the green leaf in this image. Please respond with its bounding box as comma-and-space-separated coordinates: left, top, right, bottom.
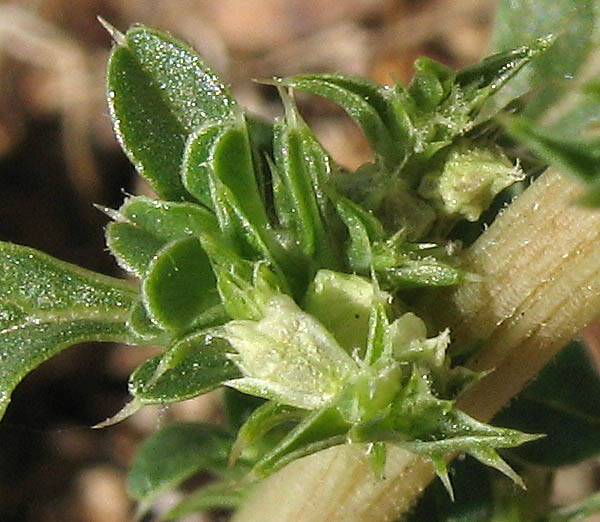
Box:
403, 39, 552, 160
488, 0, 596, 118
211, 122, 268, 232
336, 197, 381, 272
246, 114, 275, 204
408, 57, 453, 111
377, 257, 468, 289
366, 442, 387, 481
127, 300, 166, 340
128, 422, 233, 505
119, 196, 221, 242
222, 388, 265, 432
354, 369, 540, 488
142, 237, 219, 332
0, 241, 140, 418
495, 341, 600, 467
364, 299, 390, 365
164, 482, 247, 520
280, 74, 407, 166
456, 35, 556, 110
129, 329, 240, 404
184, 121, 274, 263
181, 122, 226, 208
249, 405, 349, 479
106, 195, 223, 280
107, 25, 238, 200
502, 115, 600, 187
272, 95, 339, 269
230, 400, 304, 466
106, 222, 164, 277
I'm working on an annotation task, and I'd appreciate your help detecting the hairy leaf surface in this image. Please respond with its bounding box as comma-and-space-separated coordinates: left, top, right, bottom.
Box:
0, 241, 140, 418
107, 25, 238, 199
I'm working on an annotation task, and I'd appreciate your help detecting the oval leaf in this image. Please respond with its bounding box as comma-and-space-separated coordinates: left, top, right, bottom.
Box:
107, 25, 238, 200
106, 222, 164, 277
142, 237, 219, 332
209, 122, 269, 234
120, 196, 221, 242
129, 330, 240, 404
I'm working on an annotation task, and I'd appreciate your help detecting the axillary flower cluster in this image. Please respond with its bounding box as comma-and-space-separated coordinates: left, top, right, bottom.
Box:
0, 21, 554, 512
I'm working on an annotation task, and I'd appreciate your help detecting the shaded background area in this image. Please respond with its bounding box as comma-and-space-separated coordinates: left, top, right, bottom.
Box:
0, 1, 597, 521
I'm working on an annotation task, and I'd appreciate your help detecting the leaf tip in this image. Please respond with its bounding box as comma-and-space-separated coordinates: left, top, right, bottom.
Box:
93, 203, 121, 221
431, 455, 455, 501
92, 399, 142, 429
98, 16, 125, 46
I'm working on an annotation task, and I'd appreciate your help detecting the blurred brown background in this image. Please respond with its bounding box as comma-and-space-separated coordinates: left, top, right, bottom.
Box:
1, 1, 595, 521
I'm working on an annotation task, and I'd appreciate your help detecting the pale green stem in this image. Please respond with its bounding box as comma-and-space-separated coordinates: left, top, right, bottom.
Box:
232, 168, 600, 522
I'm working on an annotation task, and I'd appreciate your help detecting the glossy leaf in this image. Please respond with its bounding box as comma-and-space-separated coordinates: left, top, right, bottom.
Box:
106, 195, 222, 280
272, 97, 338, 269
280, 74, 405, 165
0, 241, 140, 418
181, 122, 226, 208
119, 196, 221, 242
211, 122, 268, 232
354, 370, 540, 488
378, 258, 467, 289
336, 197, 467, 289
495, 341, 600, 467
125, 27, 238, 128
364, 300, 390, 365
488, 0, 596, 118
129, 329, 240, 404
128, 422, 233, 505
107, 25, 238, 200
456, 35, 556, 109
184, 122, 272, 262
408, 57, 453, 111
336, 197, 379, 272
142, 237, 219, 332
246, 114, 275, 204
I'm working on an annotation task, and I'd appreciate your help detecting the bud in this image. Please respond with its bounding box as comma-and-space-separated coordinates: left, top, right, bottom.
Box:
419, 141, 524, 222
